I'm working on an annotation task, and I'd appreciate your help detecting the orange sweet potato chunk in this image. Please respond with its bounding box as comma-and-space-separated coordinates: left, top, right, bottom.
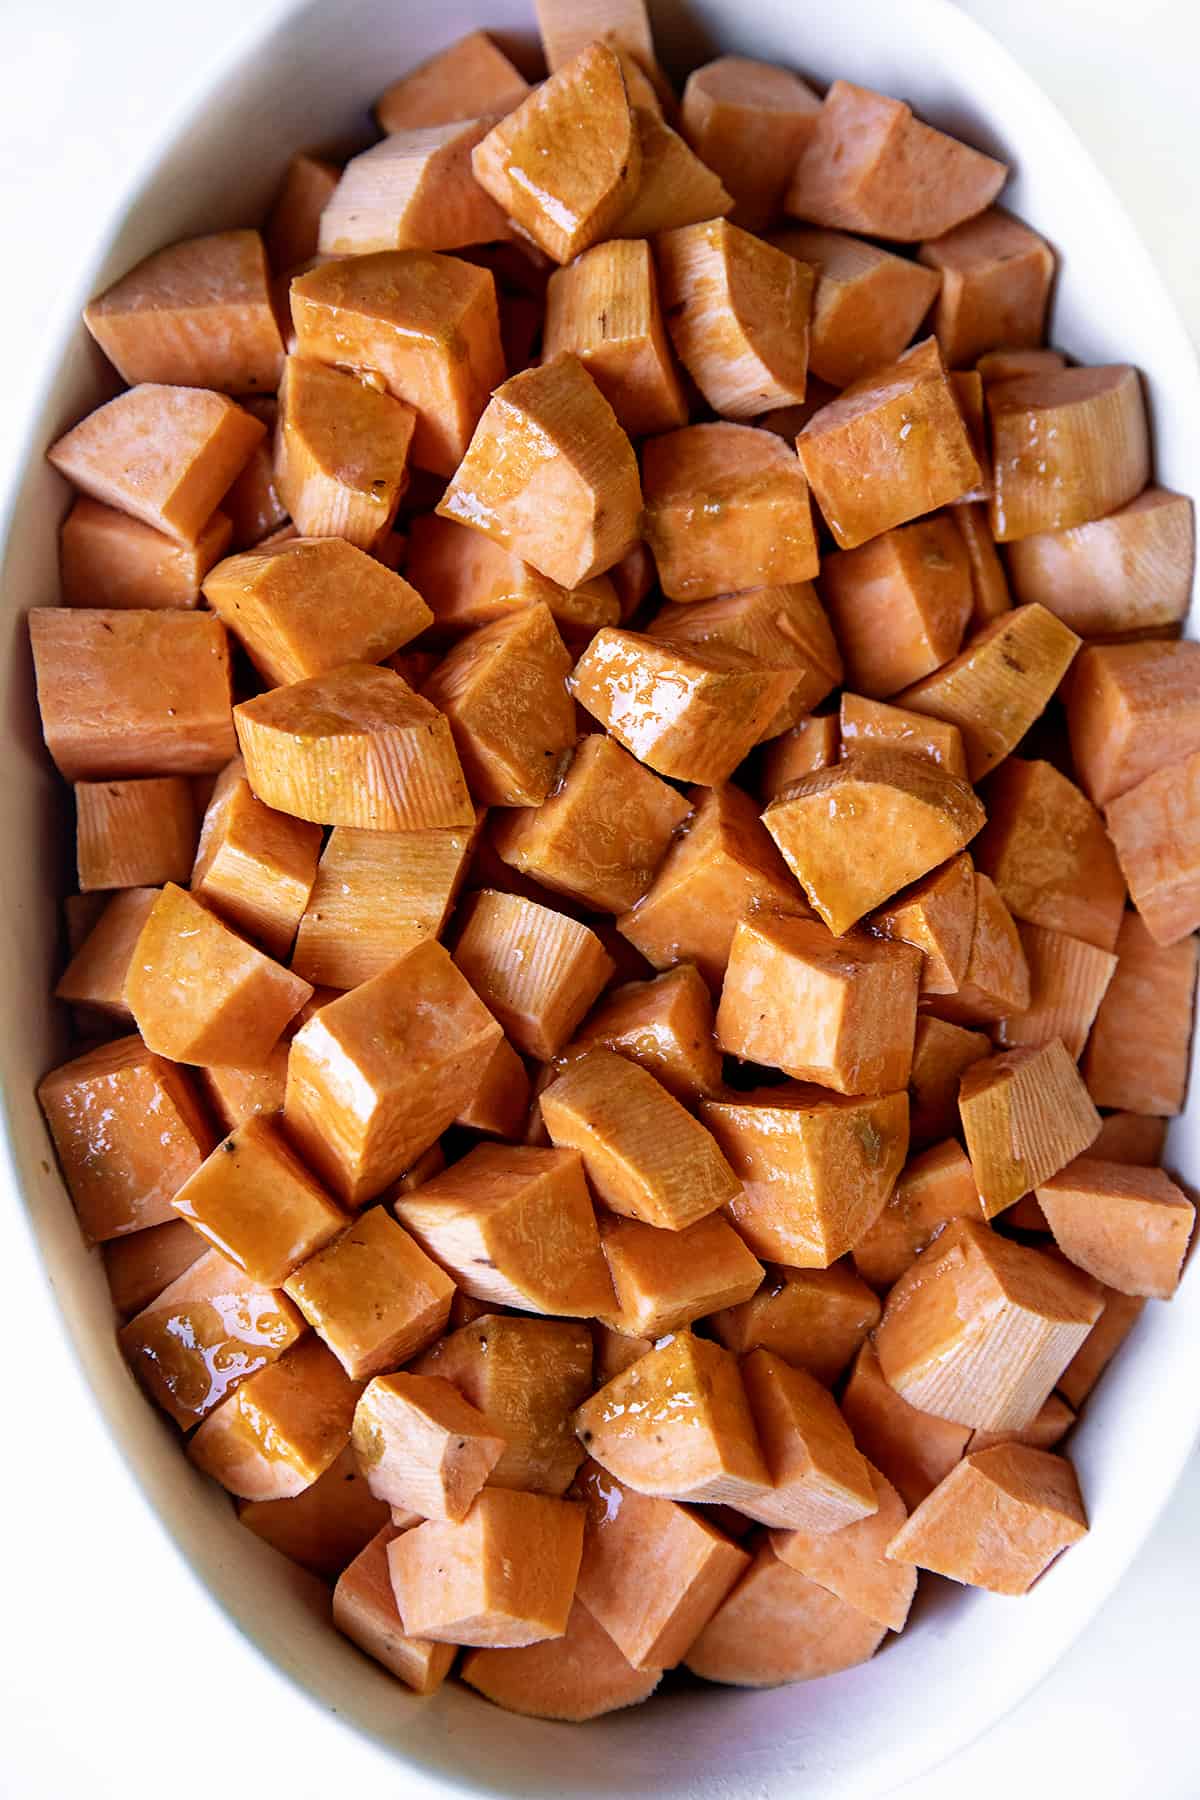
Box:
188, 1334, 359, 1500
711, 1263, 880, 1386
772, 1462, 916, 1632
102, 1216, 205, 1321
918, 209, 1054, 368
239, 1443, 389, 1577
568, 963, 722, 1101
684, 1541, 887, 1687
542, 238, 687, 439
995, 923, 1117, 1060
318, 121, 509, 257
60, 497, 232, 611
839, 695, 967, 780
954, 500, 1012, 629
612, 106, 733, 240
852, 1140, 981, 1289
1036, 1157, 1195, 1299
966, 1391, 1076, 1456
264, 151, 340, 272
1092, 1112, 1168, 1165
926, 870, 1030, 1026
819, 514, 972, 697
841, 1342, 970, 1510
533, 0, 657, 74
760, 714, 840, 801
740, 1349, 877, 1531
1067, 639, 1200, 807
453, 889, 612, 1060
333, 1523, 457, 1693
405, 514, 620, 639
74, 776, 195, 891
1006, 488, 1195, 638
199, 1045, 289, 1134
274, 355, 413, 549
988, 365, 1150, 542
191, 758, 322, 961
908, 1014, 991, 1147
284, 1205, 454, 1379
598, 1210, 762, 1337
462, 1597, 661, 1720
772, 226, 940, 387
650, 586, 841, 738
1057, 1286, 1147, 1409
375, 31, 530, 132
454, 1033, 531, 1140
870, 853, 977, 995
959, 1039, 1100, 1217
84, 230, 284, 394
680, 56, 820, 230
1082, 914, 1197, 1116
352, 1372, 507, 1520
47, 384, 264, 547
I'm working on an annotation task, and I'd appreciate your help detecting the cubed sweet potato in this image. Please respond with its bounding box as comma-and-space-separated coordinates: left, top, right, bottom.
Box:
918, 209, 1054, 368
542, 238, 686, 438
988, 365, 1149, 541
375, 31, 530, 132
461, 1597, 662, 1719
772, 1462, 916, 1632
283, 1205, 454, 1378
1065, 638, 1200, 804
1082, 913, 1197, 1116
772, 227, 941, 388
59, 497, 232, 611
684, 1542, 887, 1687
819, 514, 972, 697
959, 1038, 1100, 1217
1036, 1157, 1195, 1299
352, 1371, 507, 1519
567, 963, 722, 1101
190, 758, 322, 961
188, 1334, 359, 1500
649, 584, 841, 734
318, 121, 509, 256
841, 1342, 970, 1510
680, 56, 820, 229
711, 1263, 880, 1386
851, 1140, 981, 1289
1006, 488, 1194, 638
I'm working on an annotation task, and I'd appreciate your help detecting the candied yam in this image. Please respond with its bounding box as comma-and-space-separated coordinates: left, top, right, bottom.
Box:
352, 1372, 506, 1520
47, 383, 264, 546
996, 923, 1117, 1060
541, 1049, 740, 1230
1082, 914, 1196, 1116
29, 607, 235, 780
438, 354, 642, 589
462, 1596, 661, 1720
797, 339, 981, 549
760, 714, 840, 801
275, 356, 413, 548
918, 209, 1054, 368
453, 889, 612, 1060
840, 695, 967, 780
954, 499, 1012, 629
684, 1542, 886, 1687
852, 1140, 981, 1289
650, 584, 841, 735
655, 220, 812, 419
1036, 1157, 1195, 1299
74, 777, 195, 892
772, 1463, 915, 1632
471, 44, 640, 264
711, 1263, 880, 1386
739, 1349, 876, 1531
959, 1039, 1100, 1218
333, 1523, 457, 1693
59, 497, 232, 610
1057, 1287, 1146, 1409
542, 239, 686, 438
642, 424, 819, 602
908, 1014, 991, 1146
234, 661, 473, 830
679, 56, 820, 230
841, 1342, 971, 1510
886, 1445, 1086, 1595
290, 250, 504, 476
772, 227, 941, 388
869, 853, 977, 995
102, 1217, 205, 1321
819, 514, 973, 698
38, 1034, 215, 1242
264, 151, 340, 272
567, 963, 722, 1100
927, 870, 1030, 1026
1006, 487, 1195, 638
702, 1087, 908, 1269
598, 1211, 762, 1336
375, 32, 530, 132
988, 365, 1150, 541
283, 1206, 453, 1379
1065, 640, 1200, 808
319, 120, 508, 256
284, 938, 502, 1205
188, 1335, 359, 1500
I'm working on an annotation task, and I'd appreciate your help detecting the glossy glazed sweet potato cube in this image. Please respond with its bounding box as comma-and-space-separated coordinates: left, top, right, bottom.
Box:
1065, 640, 1200, 808
570, 628, 800, 785
797, 339, 981, 549
568, 963, 722, 1101
375, 31, 530, 131
395, 1143, 613, 1317
119, 1247, 305, 1428
926, 870, 1031, 1026
413, 1313, 593, 1495
772, 226, 941, 388
318, 120, 508, 256
274, 356, 413, 549
188, 1335, 359, 1500
453, 889, 612, 1060
290, 250, 504, 476
760, 714, 840, 800
102, 1217, 206, 1321
461, 1596, 661, 1719
388, 1488, 584, 1646
839, 695, 967, 780
1082, 913, 1196, 1116
542, 238, 686, 438
283, 1205, 453, 1379
30, 608, 235, 780
851, 1140, 981, 1289
874, 1218, 1102, 1431
540, 1049, 741, 1231
1057, 1286, 1147, 1410
772, 1462, 915, 1632
47, 384, 264, 546
649, 584, 841, 735
59, 497, 232, 610
611, 105, 732, 238
198, 1045, 289, 1134
959, 1038, 1100, 1218
126, 883, 311, 1068
190, 758, 322, 961
38, 1034, 214, 1242
869, 853, 977, 995
74, 777, 195, 891
234, 662, 473, 830
1036, 1157, 1195, 1299
740, 1349, 876, 1531
284, 938, 503, 1204
886, 1445, 1086, 1595
918, 209, 1054, 367
716, 911, 920, 1095
333, 1523, 457, 1692
819, 514, 972, 697
711, 1263, 880, 1386
841, 1342, 970, 1510
995, 923, 1117, 1060
405, 514, 620, 639
1006, 487, 1195, 638
352, 1372, 507, 1520
702, 1086, 908, 1268
679, 55, 819, 229
785, 80, 1006, 242
988, 365, 1149, 541
597, 1211, 762, 1337
684, 1541, 887, 1687
641, 425, 819, 601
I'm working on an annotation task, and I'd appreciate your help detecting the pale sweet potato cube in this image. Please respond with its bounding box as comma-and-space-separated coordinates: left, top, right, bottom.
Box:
927, 871, 1030, 1026
422, 606, 575, 808
334, 1523, 457, 1692
571, 628, 801, 785
763, 748, 984, 936
684, 1542, 887, 1687
291, 816, 477, 990
290, 250, 504, 476
375, 32, 530, 132
170, 1113, 345, 1286
119, 1247, 305, 1427
996, 923, 1118, 1059
84, 230, 283, 394
617, 783, 805, 988
492, 735, 691, 915
413, 1313, 593, 1495
680, 56, 820, 229
874, 1218, 1102, 1431
1036, 1157, 1195, 1299
74, 777, 195, 892
954, 500, 1012, 629
126, 883, 311, 1068
841, 1342, 970, 1510
575, 1331, 769, 1508
30, 607, 235, 780
966, 1390, 1077, 1455
785, 80, 1006, 242
453, 889, 612, 1060
655, 221, 812, 419
1083, 914, 1196, 1116
352, 1371, 507, 1519
203, 537, 430, 687
47, 384, 264, 547
234, 662, 473, 830
973, 757, 1126, 953
275, 356, 413, 549
188, 1335, 359, 1500
614, 108, 732, 239
462, 1597, 660, 1719
797, 339, 982, 549
918, 209, 1054, 367
406, 514, 620, 639
908, 1014, 992, 1147
702, 1086, 908, 1268
283, 1206, 453, 1379
772, 226, 941, 388
319, 121, 508, 256
540, 1049, 740, 1230
852, 1140, 981, 1289
718, 912, 920, 1096
760, 714, 840, 801
649, 584, 841, 735
542, 239, 686, 438
959, 1038, 1100, 1218
438, 355, 641, 588
1007, 488, 1195, 638
598, 1211, 762, 1336
38, 1034, 214, 1242
819, 514, 973, 697
740, 1349, 876, 1531
389, 1488, 584, 1646
870, 853, 977, 995
1093, 1112, 1168, 1164
772, 1462, 915, 1632
573, 1459, 749, 1668
840, 696, 967, 780
264, 151, 340, 271
568, 963, 722, 1100
240, 1443, 389, 1576
642, 424, 818, 602
471, 44, 640, 264
284, 939, 502, 1204
102, 1217, 205, 1321
886, 1444, 1086, 1594
711, 1264, 880, 1386
988, 365, 1150, 541
189, 759, 320, 961
1068, 639, 1200, 808
60, 497, 231, 610
199, 1045, 289, 1133
1057, 1286, 1146, 1409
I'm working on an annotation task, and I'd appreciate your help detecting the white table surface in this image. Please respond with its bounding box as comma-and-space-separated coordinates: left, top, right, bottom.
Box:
2, 2, 1198, 1796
